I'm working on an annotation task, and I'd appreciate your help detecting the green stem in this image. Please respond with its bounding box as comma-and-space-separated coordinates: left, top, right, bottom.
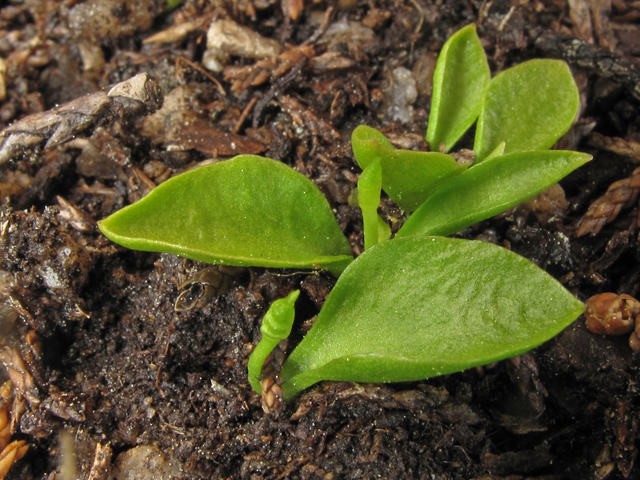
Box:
247, 290, 300, 394
358, 159, 383, 251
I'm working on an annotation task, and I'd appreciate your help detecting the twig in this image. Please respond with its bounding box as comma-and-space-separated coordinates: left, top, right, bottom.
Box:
252, 60, 305, 129
176, 56, 226, 96
301, 6, 335, 46
232, 97, 257, 134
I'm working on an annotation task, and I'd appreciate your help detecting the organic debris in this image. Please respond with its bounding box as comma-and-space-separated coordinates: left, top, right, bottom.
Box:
0, 1, 640, 479
0, 382, 28, 480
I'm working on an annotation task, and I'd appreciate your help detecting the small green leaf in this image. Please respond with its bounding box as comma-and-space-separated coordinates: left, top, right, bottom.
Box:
377, 215, 391, 243
474, 59, 580, 162
358, 159, 383, 251
248, 290, 300, 394
351, 125, 394, 169
426, 24, 491, 152
484, 141, 505, 161
397, 150, 591, 238
352, 126, 467, 213
99, 155, 353, 272
281, 236, 584, 401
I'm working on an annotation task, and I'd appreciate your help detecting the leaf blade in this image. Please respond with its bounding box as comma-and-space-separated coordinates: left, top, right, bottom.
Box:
352, 126, 467, 213
474, 59, 580, 162
281, 236, 584, 400
426, 24, 490, 152
397, 150, 591, 238
99, 155, 353, 271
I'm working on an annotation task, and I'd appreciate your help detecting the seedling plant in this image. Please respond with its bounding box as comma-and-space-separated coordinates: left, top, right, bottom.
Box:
99, 25, 590, 402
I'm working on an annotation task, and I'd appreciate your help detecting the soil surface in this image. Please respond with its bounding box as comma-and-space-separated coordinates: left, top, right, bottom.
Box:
0, 0, 640, 479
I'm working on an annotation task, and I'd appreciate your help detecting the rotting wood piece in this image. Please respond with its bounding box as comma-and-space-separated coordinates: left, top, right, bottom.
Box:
0, 73, 163, 166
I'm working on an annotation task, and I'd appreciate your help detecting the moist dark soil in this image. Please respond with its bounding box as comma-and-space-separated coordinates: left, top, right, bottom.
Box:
1, 1, 640, 479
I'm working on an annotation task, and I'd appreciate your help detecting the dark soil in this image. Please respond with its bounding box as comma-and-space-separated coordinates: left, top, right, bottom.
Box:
0, 1, 639, 479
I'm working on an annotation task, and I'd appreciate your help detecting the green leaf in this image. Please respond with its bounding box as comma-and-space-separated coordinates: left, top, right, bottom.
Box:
425, 24, 491, 152
351, 125, 395, 169
99, 155, 353, 272
352, 126, 468, 213
474, 59, 580, 162
377, 215, 391, 243
281, 236, 584, 401
484, 141, 505, 161
397, 150, 591, 238
358, 159, 383, 251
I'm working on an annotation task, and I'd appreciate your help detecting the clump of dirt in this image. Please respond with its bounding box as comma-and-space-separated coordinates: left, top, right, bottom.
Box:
0, 1, 639, 479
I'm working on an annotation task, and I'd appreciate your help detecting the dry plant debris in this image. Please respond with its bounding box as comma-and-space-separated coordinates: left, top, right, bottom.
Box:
259, 340, 287, 417
588, 132, 640, 163
0, 73, 163, 166
585, 292, 640, 356
585, 292, 639, 335
0, 382, 28, 480
223, 45, 314, 92
576, 166, 640, 236
203, 19, 283, 73
174, 266, 242, 312
1, 0, 640, 478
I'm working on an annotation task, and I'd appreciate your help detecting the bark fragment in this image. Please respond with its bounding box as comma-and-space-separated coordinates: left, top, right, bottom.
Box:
535, 31, 640, 100
0, 73, 163, 166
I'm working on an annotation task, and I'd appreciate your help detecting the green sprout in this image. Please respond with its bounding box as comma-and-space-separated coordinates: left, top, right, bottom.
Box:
247, 290, 299, 394
353, 24, 588, 248
99, 24, 591, 403
255, 237, 584, 402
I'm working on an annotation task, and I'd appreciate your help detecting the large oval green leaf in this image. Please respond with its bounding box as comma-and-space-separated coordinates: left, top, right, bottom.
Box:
281, 236, 584, 401
474, 59, 579, 162
99, 155, 353, 271
352, 126, 467, 213
397, 150, 591, 238
425, 24, 490, 152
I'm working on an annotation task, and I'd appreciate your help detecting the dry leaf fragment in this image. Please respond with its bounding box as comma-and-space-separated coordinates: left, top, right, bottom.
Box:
568, 0, 594, 43
610, 400, 637, 477
87, 442, 112, 480
203, 19, 283, 72
309, 51, 356, 72
277, 95, 340, 142
0, 382, 28, 480
282, 0, 304, 20
362, 8, 392, 28
522, 183, 569, 225
0, 403, 10, 452
0, 440, 28, 480
0, 59, 6, 102
56, 196, 96, 232
144, 16, 209, 45
223, 46, 313, 92
170, 119, 267, 156
0, 349, 39, 407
